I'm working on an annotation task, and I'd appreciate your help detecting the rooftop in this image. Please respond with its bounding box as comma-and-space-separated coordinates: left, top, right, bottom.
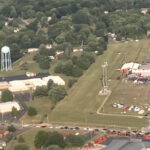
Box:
103, 137, 150, 150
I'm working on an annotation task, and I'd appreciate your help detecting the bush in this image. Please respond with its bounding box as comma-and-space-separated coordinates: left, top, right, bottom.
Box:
54, 63, 63, 73
65, 134, 85, 147
1, 90, 13, 102
68, 79, 77, 88
28, 107, 37, 116
7, 125, 16, 132
72, 65, 83, 77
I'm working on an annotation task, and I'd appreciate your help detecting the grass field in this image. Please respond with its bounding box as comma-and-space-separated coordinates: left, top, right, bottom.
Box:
46, 40, 150, 129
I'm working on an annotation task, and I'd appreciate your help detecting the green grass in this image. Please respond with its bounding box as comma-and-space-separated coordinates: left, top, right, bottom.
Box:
21, 97, 52, 123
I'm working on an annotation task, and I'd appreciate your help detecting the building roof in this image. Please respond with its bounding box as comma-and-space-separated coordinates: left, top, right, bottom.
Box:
121, 63, 140, 70
42, 76, 65, 85
0, 102, 20, 113
103, 138, 150, 150
139, 63, 150, 70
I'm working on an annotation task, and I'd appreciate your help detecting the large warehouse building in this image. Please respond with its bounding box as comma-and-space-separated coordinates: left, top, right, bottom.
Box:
0, 102, 20, 113
0, 75, 65, 93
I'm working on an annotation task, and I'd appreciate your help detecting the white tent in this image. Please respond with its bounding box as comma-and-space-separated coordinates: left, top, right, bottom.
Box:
0, 102, 20, 113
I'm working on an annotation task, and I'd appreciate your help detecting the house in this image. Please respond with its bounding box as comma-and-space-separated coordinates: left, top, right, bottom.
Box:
14, 28, 20, 33
55, 50, 64, 56
45, 44, 52, 49
4, 22, 8, 26
48, 56, 55, 60
141, 8, 148, 14
104, 11, 109, 14
28, 48, 39, 53
73, 46, 83, 52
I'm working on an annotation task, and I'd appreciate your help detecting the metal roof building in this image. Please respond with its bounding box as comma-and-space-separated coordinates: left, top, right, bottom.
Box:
103, 138, 150, 150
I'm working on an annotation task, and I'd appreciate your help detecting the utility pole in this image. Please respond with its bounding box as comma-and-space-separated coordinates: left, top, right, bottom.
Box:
99, 61, 111, 95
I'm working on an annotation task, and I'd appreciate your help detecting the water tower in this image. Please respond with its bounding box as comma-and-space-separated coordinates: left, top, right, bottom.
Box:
1, 46, 12, 71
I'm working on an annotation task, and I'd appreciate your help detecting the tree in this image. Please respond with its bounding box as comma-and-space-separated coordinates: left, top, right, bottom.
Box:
34, 131, 49, 148
45, 132, 66, 148
72, 65, 83, 77
77, 56, 90, 70
28, 107, 37, 116
1, 90, 13, 102
11, 107, 19, 117
13, 143, 29, 150
10, 6, 17, 18
65, 134, 85, 147
62, 60, 73, 76
54, 63, 63, 73
39, 56, 50, 70
48, 86, 67, 104
7, 125, 16, 132
72, 10, 92, 24
47, 79, 54, 90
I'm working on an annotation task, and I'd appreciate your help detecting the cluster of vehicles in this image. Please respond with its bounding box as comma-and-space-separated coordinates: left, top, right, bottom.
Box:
22, 123, 150, 139
101, 128, 150, 139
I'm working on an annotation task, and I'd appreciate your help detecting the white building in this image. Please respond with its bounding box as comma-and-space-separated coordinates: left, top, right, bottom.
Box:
0, 102, 20, 113
141, 8, 148, 14
0, 76, 65, 93
45, 44, 52, 49
42, 76, 65, 85
73, 47, 83, 53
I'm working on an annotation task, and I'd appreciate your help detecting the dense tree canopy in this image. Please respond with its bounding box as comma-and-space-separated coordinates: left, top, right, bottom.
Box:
1, 90, 13, 102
